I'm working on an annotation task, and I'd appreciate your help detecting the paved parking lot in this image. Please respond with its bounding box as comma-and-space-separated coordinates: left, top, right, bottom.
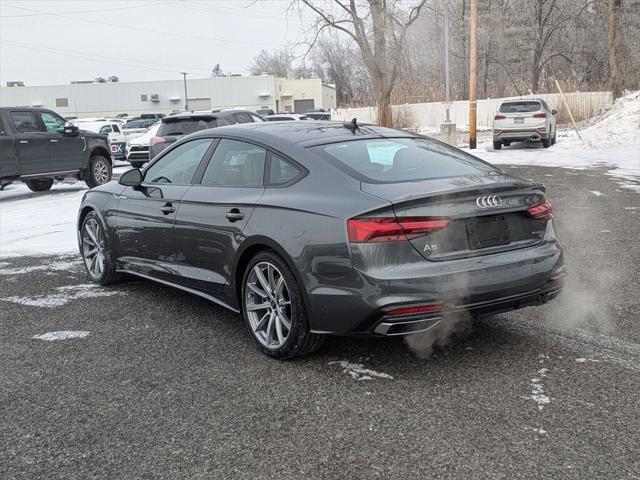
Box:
1, 165, 639, 479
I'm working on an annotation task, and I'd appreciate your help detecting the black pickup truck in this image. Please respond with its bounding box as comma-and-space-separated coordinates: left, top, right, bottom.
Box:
0, 107, 113, 191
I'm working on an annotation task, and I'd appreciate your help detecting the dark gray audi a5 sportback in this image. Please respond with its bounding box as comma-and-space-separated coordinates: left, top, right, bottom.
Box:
77, 121, 565, 358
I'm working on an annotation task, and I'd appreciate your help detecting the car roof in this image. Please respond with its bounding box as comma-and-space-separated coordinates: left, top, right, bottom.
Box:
188, 120, 415, 147
162, 109, 248, 121
501, 98, 544, 103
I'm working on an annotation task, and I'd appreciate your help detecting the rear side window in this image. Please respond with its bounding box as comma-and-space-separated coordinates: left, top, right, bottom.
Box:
200, 139, 266, 187
0, 117, 6, 135
313, 138, 498, 184
235, 112, 253, 124
10, 111, 42, 133
157, 118, 217, 136
499, 101, 541, 113
269, 154, 301, 185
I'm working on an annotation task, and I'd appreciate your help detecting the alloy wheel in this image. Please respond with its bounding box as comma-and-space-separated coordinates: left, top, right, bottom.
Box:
93, 160, 109, 184
81, 218, 106, 279
245, 262, 292, 349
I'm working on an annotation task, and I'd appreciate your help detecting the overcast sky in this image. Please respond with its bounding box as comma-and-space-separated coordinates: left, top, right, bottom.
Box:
0, 0, 313, 86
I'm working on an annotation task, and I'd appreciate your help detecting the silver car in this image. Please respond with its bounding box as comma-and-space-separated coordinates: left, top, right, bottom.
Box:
493, 99, 557, 149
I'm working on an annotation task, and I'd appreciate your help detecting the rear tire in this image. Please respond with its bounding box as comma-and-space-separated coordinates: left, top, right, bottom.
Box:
493, 140, 502, 150
85, 155, 112, 188
503, 140, 511, 146
25, 178, 54, 192
551, 129, 557, 145
241, 250, 324, 359
542, 137, 551, 148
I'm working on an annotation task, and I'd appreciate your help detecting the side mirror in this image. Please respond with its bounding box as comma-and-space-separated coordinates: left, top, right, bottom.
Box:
118, 168, 143, 187
551, 109, 558, 116
63, 122, 79, 137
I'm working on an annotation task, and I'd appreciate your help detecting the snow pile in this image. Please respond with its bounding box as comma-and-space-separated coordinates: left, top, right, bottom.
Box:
572, 90, 640, 146
33, 331, 90, 341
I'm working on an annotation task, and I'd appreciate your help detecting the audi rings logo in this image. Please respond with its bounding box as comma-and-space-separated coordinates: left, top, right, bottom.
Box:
476, 195, 503, 208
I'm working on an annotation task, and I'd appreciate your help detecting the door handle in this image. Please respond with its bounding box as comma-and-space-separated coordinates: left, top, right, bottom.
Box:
225, 209, 245, 222
161, 203, 176, 215
49, 139, 59, 143
19, 140, 29, 144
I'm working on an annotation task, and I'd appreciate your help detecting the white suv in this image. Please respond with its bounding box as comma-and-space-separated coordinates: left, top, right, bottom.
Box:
493, 99, 557, 149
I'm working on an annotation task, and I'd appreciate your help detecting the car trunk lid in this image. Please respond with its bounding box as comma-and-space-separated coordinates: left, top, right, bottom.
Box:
360, 174, 550, 261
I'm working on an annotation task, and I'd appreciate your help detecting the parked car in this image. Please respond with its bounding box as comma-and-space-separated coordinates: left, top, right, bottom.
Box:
126, 121, 161, 168
77, 121, 564, 358
149, 109, 263, 159
74, 120, 129, 161
493, 99, 557, 149
0, 107, 112, 191
140, 113, 166, 120
125, 118, 157, 129
116, 113, 130, 118
305, 112, 331, 120
255, 108, 275, 117
263, 114, 309, 121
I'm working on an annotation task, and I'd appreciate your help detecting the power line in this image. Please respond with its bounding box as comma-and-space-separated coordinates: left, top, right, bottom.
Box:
0, 39, 211, 77
0, 38, 214, 73
2, 3, 285, 47
0, 1, 179, 18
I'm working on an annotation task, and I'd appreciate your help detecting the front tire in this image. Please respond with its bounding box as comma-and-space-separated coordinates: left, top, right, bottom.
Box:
493, 140, 502, 150
241, 251, 324, 359
80, 211, 122, 285
25, 178, 53, 192
85, 155, 112, 188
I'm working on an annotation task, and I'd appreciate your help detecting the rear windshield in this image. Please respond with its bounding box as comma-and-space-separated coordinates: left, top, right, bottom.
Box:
312, 138, 498, 183
157, 117, 218, 136
499, 101, 541, 113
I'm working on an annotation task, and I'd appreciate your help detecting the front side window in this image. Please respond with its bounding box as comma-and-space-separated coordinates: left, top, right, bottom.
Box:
313, 138, 499, 183
99, 125, 113, 134
144, 138, 213, 184
10, 111, 42, 133
200, 139, 266, 187
269, 154, 301, 185
40, 112, 66, 134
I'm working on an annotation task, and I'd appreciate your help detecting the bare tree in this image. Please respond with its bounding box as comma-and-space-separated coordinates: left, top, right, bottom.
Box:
249, 49, 295, 78
298, 0, 428, 126
608, 0, 623, 97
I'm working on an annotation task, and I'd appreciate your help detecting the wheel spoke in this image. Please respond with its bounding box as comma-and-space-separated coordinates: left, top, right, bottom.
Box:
247, 301, 270, 312
254, 311, 270, 332
85, 247, 98, 257
265, 314, 275, 346
277, 311, 291, 330
254, 266, 273, 298
275, 316, 285, 345
86, 223, 98, 244
267, 264, 277, 292
248, 282, 268, 298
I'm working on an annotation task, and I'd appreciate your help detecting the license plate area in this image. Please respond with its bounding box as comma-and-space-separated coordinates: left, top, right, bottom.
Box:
466, 215, 510, 250
514, 117, 524, 124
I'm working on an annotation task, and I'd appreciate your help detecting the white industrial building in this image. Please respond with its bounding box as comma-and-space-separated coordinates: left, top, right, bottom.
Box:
0, 76, 336, 118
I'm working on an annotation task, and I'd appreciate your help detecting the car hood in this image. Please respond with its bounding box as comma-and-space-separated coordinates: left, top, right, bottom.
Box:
78, 129, 107, 140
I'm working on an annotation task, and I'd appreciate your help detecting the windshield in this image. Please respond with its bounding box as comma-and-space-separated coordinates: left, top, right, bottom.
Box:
499, 101, 542, 113
157, 118, 218, 137
312, 137, 499, 183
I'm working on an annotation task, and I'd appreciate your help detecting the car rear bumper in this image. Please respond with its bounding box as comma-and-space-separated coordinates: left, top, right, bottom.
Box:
494, 128, 550, 142
306, 239, 564, 336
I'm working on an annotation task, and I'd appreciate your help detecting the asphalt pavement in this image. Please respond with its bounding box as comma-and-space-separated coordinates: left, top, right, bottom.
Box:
1, 165, 639, 479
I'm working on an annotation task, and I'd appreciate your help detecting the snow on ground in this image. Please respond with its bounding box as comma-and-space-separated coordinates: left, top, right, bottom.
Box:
2, 284, 122, 308
464, 91, 640, 184
328, 360, 394, 380
32, 331, 90, 341
0, 188, 85, 258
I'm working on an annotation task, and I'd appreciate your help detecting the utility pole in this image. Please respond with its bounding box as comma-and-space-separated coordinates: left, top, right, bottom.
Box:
180, 72, 189, 111
444, 0, 450, 120
469, 0, 478, 149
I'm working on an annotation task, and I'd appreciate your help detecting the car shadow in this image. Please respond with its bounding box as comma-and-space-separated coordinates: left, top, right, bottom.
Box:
0, 184, 87, 203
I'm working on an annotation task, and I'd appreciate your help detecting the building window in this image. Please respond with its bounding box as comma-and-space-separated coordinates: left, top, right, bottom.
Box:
141, 94, 148, 102
55, 98, 69, 107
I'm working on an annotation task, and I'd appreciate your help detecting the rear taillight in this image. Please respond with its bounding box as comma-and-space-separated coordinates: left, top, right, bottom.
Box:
387, 304, 443, 316
494, 114, 506, 120
533, 112, 548, 118
347, 217, 449, 243
526, 201, 553, 220
150, 136, 165, 146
